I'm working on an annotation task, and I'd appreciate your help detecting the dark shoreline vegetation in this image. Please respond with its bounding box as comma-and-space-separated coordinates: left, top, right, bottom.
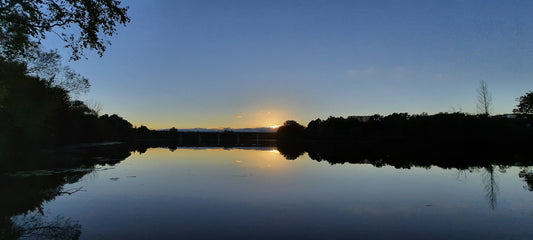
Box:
276, 114, 533, 164
2, 57, 533, 169
3, 59, 533, 170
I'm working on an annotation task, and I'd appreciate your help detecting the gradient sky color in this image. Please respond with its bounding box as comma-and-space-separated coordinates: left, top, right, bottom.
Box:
48, 0, 533, 129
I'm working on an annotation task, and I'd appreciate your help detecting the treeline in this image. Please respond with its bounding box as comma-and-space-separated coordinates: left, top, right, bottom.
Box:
276, 113, 533, 167
277, 113, 533, 149
0, 60, 184, 156
0, 60, 134, 150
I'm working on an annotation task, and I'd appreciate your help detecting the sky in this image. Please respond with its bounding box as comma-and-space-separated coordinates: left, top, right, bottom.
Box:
47, 0, 533, 129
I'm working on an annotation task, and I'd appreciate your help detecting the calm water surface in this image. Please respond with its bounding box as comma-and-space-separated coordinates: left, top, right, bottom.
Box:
10, 147, 533, 239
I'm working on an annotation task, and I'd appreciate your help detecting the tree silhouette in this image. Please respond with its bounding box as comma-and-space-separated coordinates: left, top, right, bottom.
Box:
136, 125, 151, 139
169, 127, 178, 135
0, 60, 137, 151
513, 91, 533, 114
477, 80, 492, 115
0, 1, 132, 151
0, 0, 130, 60
482, 166, 499, 210
276, 120, 305, 140
19, 45, 90, 95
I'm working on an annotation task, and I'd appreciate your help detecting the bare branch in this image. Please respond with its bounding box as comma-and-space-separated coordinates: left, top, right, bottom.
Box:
59, 187, 85, 195
476, 80, 492, 115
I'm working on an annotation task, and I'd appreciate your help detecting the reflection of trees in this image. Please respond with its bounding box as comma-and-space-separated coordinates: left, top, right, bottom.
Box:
454, 168, 474, 182
482, 166, 499, 210
0, 144, 134, 239
519, 168, 533, 191
456, 165, 501, 210
276, 141, 305, 160
168, 145, 178, 152
0, 172, 87, 239
277, 142, 533, 170
274, 142, 533, 210
10, 213, 81, 240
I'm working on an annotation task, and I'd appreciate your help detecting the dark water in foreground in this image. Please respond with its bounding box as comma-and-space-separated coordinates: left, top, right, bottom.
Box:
3, 147, 533, 239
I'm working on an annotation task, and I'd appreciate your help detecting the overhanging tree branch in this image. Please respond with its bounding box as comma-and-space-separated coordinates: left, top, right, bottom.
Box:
0, 0, 130, 60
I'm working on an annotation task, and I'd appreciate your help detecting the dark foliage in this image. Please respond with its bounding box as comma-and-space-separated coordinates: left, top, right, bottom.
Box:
276, 120, 305, 140
0, 0, 130, 60
284, 113, 533, 148
0, 60, 136, 157
20, 44, 91, 94
275, 113, 533, 166
514, 91, 533, 114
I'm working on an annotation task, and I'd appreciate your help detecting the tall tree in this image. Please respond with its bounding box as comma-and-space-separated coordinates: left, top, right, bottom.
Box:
513, 91, 533, 114
477, 80, 492, 115
0, 0, 130, 60
20, 44, 90, 94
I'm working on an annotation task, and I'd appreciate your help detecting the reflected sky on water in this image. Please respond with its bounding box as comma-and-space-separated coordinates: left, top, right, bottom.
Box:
16, 148, 533, 239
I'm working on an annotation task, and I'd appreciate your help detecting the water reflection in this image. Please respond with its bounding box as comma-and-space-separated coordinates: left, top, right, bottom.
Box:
10, 213, 81, 240
276, 141, 533, 211
0, 145, 132, 239
519, 167, 533, 191
1, 143, 533, 239
277, 141, 533, 170
483, 166, 499, 210
0, 173, 86, 239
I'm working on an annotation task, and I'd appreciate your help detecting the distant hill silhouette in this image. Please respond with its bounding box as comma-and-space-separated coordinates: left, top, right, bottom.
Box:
158, 127, 277, 133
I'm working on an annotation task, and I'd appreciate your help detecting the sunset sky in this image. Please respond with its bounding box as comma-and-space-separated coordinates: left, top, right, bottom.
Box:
48, 0, 533, 129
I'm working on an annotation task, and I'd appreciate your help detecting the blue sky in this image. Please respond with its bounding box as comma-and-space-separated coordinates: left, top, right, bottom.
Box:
48, 0, 533, 128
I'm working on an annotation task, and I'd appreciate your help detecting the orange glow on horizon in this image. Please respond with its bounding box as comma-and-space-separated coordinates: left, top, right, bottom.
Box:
128, 108, 295, 129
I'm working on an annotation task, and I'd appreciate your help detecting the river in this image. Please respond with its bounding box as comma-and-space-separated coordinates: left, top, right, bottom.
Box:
2, 146, 533, 239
